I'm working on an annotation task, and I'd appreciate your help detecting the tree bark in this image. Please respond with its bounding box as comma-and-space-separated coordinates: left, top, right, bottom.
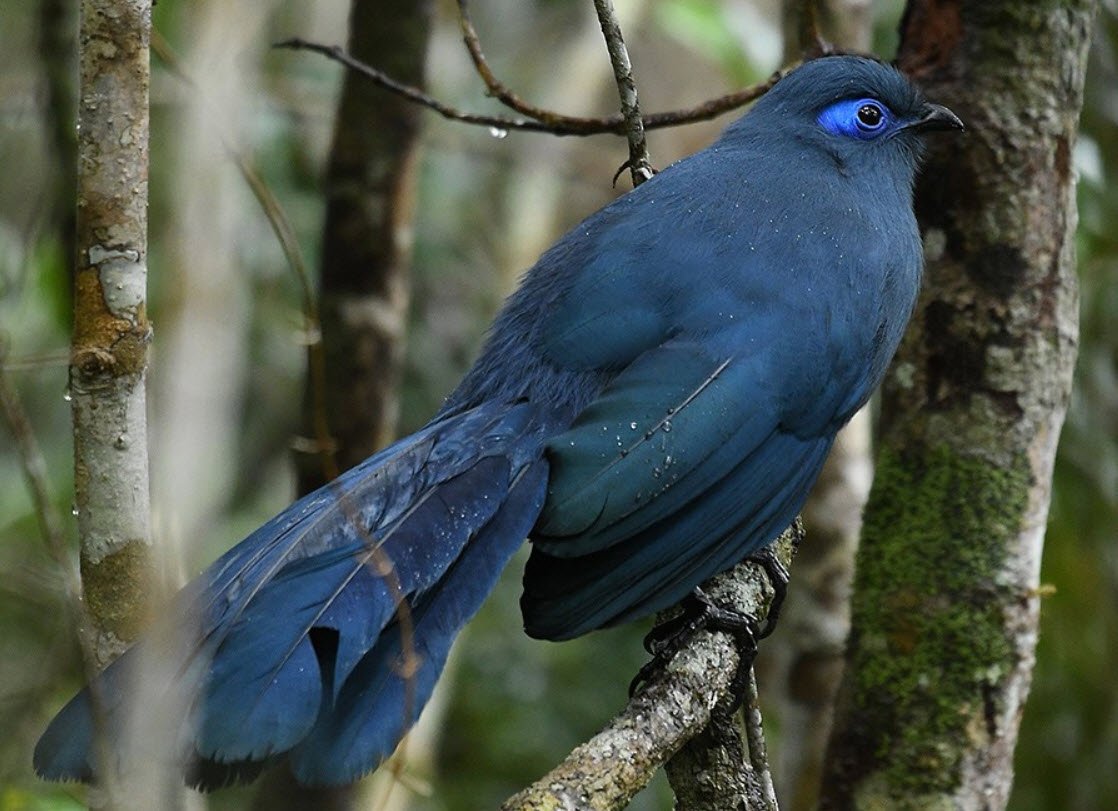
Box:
72, 0, 154, 676
821, 2, 1096, 808
71, 2, 174, 808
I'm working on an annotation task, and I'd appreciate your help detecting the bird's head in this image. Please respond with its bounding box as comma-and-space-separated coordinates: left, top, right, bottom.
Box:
722, 55, 962, 174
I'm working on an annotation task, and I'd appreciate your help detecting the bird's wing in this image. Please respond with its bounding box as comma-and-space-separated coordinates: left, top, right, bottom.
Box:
523, 428, 831, 639
534, 338, 778, 552
523, 336, 835, 640
538, 239, 673, 371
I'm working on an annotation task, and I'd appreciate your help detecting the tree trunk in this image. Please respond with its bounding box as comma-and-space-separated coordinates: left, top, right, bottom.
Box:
72, 2, 179, 808
73, 0, 154, 670
255, 2, 432, 808
294, 0, 432, 493
821, 2, 1096, 808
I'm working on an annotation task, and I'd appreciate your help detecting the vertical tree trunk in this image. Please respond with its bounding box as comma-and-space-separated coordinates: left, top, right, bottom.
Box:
255, 3, 432, 808
294, 0, 432, 493
72, 0, 154, 675
150, 0, 260, 586
72, 2, 170, 808
822, 2, 1096, 808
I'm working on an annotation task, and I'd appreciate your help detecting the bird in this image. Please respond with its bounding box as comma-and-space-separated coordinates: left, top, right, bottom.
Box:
35, 54, 962, 789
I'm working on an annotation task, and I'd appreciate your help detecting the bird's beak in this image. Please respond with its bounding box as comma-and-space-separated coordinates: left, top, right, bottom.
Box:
907, 103, 965, 133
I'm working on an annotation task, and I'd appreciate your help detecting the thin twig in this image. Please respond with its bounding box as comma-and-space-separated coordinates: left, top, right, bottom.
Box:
276, 37, 789, 137
0, 350, 71, 371
744, 668, 779, 809
592, 0, 654, 186
0, 345, 69, 570
456, 0, 593, 130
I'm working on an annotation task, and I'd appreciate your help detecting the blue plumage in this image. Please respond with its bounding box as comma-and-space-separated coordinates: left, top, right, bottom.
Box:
35, 55, 961, 788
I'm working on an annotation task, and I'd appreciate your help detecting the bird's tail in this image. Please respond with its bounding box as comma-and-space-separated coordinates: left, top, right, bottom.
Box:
34, 400, 553, 788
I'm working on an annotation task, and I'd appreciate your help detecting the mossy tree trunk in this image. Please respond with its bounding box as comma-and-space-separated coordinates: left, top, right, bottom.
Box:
72, 2, 182, 808
821, 2, 1096, 808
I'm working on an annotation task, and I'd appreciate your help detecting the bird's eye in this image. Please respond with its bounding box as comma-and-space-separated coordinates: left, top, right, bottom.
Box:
817, 98, 893, 140
856, 103, 884, 130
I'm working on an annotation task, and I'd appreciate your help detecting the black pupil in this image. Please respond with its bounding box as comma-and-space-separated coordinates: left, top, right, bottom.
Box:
858, 104, 883, 127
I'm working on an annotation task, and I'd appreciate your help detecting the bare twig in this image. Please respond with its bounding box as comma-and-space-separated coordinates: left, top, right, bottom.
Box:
456, 0, 598, 131
0, 346, 69, 571
592, 0, 654, 186
744, 669, 779, 809
0, 350, 71, 371
276, 37, 788, 137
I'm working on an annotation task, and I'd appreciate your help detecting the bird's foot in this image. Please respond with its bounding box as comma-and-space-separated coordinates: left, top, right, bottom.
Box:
747, 546, 791, 639
629, 587, 759, 698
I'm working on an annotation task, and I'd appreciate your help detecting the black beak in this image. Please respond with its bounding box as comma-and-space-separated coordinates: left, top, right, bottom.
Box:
908, 103, 965, 133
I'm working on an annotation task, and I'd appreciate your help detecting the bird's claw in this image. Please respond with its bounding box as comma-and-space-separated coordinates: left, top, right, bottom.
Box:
629, 587, 760, 698
748, 546, 791, 639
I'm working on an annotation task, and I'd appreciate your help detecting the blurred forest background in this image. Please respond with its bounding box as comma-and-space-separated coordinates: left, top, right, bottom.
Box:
0, 0, 1115, 809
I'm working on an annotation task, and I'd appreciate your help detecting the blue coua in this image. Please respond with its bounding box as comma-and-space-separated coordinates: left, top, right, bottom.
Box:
36, 55, 961, 788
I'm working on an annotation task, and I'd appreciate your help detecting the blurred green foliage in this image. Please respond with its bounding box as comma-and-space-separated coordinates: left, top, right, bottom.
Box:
0, 1, 1115, 809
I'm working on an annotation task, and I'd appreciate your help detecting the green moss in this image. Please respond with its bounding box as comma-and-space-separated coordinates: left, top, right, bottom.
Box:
80, 540, 156, 642
846, 443, 1031, 796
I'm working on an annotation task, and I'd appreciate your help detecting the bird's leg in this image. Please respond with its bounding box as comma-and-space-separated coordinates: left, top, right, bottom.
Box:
747, 546, 791, 639
629, 587, 759, 698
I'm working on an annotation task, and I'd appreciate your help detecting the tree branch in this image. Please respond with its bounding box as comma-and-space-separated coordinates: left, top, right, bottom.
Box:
456, 0, 600, 131
591, 0, 653, 186
0, 346, 70, 576
275, 38, 787, 138
73, 0, 155, 669
742, 669, 779, 809
502, 526, 799, 811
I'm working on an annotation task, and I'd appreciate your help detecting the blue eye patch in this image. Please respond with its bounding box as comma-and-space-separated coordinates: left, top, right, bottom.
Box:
817, 98, 893, 140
